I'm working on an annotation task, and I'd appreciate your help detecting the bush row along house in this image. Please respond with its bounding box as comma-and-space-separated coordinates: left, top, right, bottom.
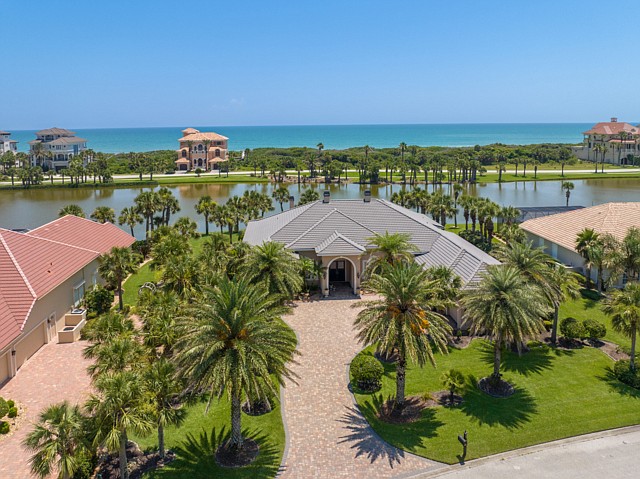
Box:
175, 128, 229, 171
0, 215, 135, 384
572, 118, 640, 165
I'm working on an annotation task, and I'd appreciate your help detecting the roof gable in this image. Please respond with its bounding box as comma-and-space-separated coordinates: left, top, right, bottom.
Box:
315, 231, 366, 256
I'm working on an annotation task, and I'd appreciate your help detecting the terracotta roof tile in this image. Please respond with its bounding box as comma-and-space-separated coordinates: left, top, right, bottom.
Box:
583, 122, 639, 136
178, 132, 228, 142
520, 202, 640, 252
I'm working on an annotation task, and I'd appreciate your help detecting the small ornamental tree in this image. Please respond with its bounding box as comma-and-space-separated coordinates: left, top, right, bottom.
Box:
350, 355, 384, 392
582, 319, 606, 342
84, 285, 114, 315
440, 369, 465, 404
560, 317, 585, 340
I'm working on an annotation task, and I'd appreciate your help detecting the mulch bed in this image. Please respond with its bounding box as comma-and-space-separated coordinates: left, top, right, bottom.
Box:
595, 340, 629, 361
95, 441, 175, 479
215, 438, 259, 467
449, 336, 474, 349
478, 377, 515, 398
377, 395, 430, 424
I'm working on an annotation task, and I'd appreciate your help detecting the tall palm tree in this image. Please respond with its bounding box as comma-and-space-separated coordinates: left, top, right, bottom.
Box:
98, 247, 141, 310
355, 262, 453, 409
134, 190, 161, 235
242, 241, 303, 300
86, 371, 154, 479
195, 195, 216, 235
82, 312, 136, 359
460, 265, 549, 381
603, 282, 640, 371
86, 335, 146, 378
58, 204, 85, 218
365, 231, 417, 275
452, 183, 463, 227
272, 186, 291, 211
174, 278, 297, 450
23, 401, 90, 479
118, 206, 143, 236
547, 265, 582, 344
575, 228, 601, 289
90, 206, 116, 224
157, 187, 180, 225
458, 195, 473, 230
562, 181, 575, 207
161, 255, 200, 300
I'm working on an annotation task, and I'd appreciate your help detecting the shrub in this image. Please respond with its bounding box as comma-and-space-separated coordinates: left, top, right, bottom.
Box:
0, 422, 9, 434
71, 450, 96, 479
0, 397, 8, 419
582, 319, 606, 341
613, 360, 640, 389
560, 317, 584, 340
131, 239, 151, 259
543, 320, 553, 332
84, 285, 114, 315
459, 230, 491, 252
7, 407, 17, 419
351, 355, 384, 392
6, 399, 14, 408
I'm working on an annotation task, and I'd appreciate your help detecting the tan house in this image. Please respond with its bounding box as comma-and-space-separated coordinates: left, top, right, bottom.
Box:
572, 118, 640, 165
0, 215, 135, 384
175, 128, 228, 171
521, 202, 640, 286
244, 192, 499, 326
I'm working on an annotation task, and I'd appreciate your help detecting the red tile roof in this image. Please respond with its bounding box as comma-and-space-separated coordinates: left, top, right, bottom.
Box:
583, 121, 639, 136
0, 216, 135, 350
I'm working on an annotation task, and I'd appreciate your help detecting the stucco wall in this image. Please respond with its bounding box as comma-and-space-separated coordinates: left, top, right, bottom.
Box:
0, 352, 9, 384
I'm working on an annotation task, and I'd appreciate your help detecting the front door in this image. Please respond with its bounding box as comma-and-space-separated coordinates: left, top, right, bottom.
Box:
329, 260, 346, 282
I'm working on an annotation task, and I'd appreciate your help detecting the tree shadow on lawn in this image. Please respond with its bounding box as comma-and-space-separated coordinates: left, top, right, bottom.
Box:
459, 377, 537, 430
580, 288, 603, 309
147, 427, 280, 479
597, 368, 640, 399
340, 395, 444, 466
477, 341, 564, 377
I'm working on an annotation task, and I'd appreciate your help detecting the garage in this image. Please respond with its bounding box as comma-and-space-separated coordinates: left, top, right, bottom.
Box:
14, 323, 46, 371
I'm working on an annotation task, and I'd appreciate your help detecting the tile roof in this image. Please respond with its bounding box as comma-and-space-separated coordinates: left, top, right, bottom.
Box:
520, 202, 640, 252
583, 121, 639, 136
178, 132, 229, 142
36, 127, 76, 136
1, 216, 135, 350
245, 198, 499, 285
48, 136, 86, 145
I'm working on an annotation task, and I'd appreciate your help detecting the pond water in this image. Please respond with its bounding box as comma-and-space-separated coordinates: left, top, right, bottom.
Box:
0, 178, 639, 239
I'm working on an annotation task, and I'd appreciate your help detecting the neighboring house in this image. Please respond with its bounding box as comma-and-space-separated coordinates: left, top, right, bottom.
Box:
244, 192, 499, 326
520, 202, 640, 286
0, 215, 135, 384
0, 131, 18, 156
28, 127, 89, 170
572, 118, 640, 165
516, 206, 585, 223
175, 128, 228, 171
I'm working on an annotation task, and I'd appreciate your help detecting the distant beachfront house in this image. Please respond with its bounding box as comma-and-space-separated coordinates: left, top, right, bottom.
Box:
0, 131, 18, 157
28, 127, 88, 171
0, 215, 135, 385
572, 118, 640, 165
520, 202, 640, 287
175, 128, 228, 171
244, 192, 499, 327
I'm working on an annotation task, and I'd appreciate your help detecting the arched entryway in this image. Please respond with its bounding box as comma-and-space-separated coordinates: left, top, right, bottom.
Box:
324, 256, 358, 296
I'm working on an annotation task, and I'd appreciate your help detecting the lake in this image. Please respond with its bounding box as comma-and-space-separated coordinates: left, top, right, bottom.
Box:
0, 178, 638, 238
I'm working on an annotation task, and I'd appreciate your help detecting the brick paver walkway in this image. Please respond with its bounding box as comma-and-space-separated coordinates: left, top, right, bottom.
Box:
0, 340, 92, 479
279, 297, 442, 478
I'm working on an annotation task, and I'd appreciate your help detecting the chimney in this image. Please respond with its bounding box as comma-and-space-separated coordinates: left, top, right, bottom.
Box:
289, 195, 295, 209
364, 190, 371, 203
323, 191, 330, 203
611, 117, 618, 123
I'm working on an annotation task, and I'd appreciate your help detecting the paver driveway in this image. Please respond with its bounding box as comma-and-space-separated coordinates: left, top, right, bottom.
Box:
0, 340, 92, 479
278, 296, 442, 478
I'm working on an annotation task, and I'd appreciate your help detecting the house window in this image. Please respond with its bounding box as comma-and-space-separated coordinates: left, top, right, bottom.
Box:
73, 281, 86, 307
92, 271, 99, 287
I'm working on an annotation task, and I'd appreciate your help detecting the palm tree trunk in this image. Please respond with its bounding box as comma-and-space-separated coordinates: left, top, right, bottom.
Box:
118, 281, 124, 311
119, 433, 129, 479
493, 340, 501, 379
631, 326, 637, 371
205, 219, 209, 235
551, 305, 559, 344
158, 422, 165, 459
130, 225, 134, 236
230, 391, 243, 449
395, 356, 406, 410
597, 267, 603, 293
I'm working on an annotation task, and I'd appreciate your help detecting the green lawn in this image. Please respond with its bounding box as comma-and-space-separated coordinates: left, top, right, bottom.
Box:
133, 396, 284, 479
353, 341, 640, 464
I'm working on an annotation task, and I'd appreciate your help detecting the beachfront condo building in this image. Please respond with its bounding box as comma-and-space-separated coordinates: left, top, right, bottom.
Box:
572, 118, 640, 165
175, 128, 228, 171
28, 127, 88, 171
0, 130, 18, 155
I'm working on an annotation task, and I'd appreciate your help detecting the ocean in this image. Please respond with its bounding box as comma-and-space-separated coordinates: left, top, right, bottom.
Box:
6, 123, 601, 154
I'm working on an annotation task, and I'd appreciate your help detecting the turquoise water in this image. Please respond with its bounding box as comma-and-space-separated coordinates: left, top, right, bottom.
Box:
7, 123, 600, 153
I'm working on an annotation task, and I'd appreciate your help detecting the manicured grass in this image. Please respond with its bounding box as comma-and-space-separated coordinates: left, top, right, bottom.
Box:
478, 171, 640, 183
559, 288, 633, 350
155, 174, 268, 185
353, 340, 640, 464
134, 395, 284, 479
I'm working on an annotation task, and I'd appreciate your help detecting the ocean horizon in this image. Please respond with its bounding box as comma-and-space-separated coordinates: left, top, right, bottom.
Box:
5, 122, 630, 154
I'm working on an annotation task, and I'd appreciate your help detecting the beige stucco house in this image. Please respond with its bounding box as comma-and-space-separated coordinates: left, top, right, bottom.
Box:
175, 128, 228, 171
572, 118, 640, 165
0, 215, 135, 384
244, 192, 499, 327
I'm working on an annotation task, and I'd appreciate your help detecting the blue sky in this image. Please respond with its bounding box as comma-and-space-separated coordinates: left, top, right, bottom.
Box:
1, 0, 639, 129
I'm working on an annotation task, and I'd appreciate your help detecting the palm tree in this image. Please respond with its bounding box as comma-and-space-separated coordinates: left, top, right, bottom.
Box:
299, 188, 319, 205
242, 241, 303, 300
86, 371, 154, 479
272, 186, 291, 211
58, 204, 85, 218
134, 190, 161, 235
545, 264, 582, 343
23, 401, 90, 479
460, 265, 549, 381
603, 282, 640, 371
161, 255, 200, 299
355, 262, 453, 409
458, 195, 473, 230
143, 357, 186, 459
98, 247, 141, 310
365, 231, 417, 275
174, 216, 199, 239
118, 207, 143, 236
157, 187, 180, 225
562, 181, 575, 207
174, 278, 297, 450
440, 369, 465, 404
194, 195, 216, 235
90, 206, 116, 224
86, 335, 146, 378
576, 228, 601, 289
452, 183, 463, 227
138, 290, 181, 356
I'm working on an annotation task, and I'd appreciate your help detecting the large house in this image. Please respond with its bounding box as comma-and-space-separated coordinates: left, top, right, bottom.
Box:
244, 192, 499, 326
572, 118, 640, 165
0, 215, 135, 384
0, 131, 18, 156
520, 202, 640, 286
29, 128, 88, 170
175, 128, 228, 171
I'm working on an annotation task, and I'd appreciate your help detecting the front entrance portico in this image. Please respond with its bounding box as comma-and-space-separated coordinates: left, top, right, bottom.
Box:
320, 256, 361, 296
